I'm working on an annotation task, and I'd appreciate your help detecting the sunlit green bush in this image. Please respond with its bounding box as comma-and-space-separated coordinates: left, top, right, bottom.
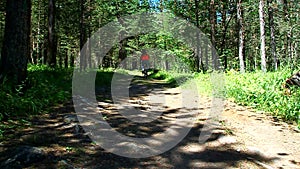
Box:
193, 69, 299, 127
225, 70, 299, 124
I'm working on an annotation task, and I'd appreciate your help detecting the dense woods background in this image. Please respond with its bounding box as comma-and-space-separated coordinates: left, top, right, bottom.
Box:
0, 0, 299, 125
1, 0, 299, 76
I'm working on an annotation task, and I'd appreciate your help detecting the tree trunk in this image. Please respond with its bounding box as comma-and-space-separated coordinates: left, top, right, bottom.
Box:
0, 0, 31, 87
36, 0, 41, 65
220, 2, 227, 70
118, 34, 127, 69
237, 0, 245, 73
47, 0, 57, 67
204, 38, 209, 71
58, 50, 63, 68
220, 1, 235, 70
267, 0, 277, 70
194, 0, 200, 72
116, 1, 127, 69
64, 49, 68, 68
259, 0, 267, 72
282, 0, 290, 64
79, 0, 87, 71
210, 0, 217, 70
87, 0, 92, 68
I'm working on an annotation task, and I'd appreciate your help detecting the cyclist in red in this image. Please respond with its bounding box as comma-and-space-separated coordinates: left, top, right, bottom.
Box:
140, 50, 150, 76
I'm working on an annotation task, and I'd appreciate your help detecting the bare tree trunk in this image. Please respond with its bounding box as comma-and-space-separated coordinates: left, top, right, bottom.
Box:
47, 0, 57, 67
30, 39, 35, 64
259, 0, 267, 72
79, 0, 87, 71
194, 0, 200, 72
165, 56, 169, 71
87, 0, 92, 68
116, 1, 127, 69
220, 2, 227, 70
70, 49, 75, 67
0, 0, 31, 87
210, 0, 217, 70
237, 0, 245, 73
282, 0, 291, 65
58, 50, 62, 68
43, 4, 48, 65
36, 0, 41, 64
205, 38, 208, 71
267, 0, 277, 70
64, 49, 68, 68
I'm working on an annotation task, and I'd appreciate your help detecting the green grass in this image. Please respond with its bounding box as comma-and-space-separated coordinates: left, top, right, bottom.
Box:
225, 70, 300, 126
0, 65, 126, 121
0, 65, 72, 121
192, 69, 300, 128
184, 72, 226, 97
149, 70, 175, 81
149, 69, 195, 86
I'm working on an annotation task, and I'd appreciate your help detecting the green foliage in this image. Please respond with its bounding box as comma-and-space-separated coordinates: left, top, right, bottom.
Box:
225, 69, 300, 126
149, 70, 171, 81
95, 69, 117, 86
146, 70, 173, 86
193, 70, 300, 127
191, 73, 213, 96
0, 64, 72, 121
187, 71, 226, 98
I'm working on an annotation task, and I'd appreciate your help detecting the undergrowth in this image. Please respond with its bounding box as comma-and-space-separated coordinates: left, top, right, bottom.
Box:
149, 69, 194, 87
0, 65, 72, 138
225, 69, 300, 127
149, 70, 175, 82
193, 69, 299, 127
1, 66, 298, 138
0, 65, 72, 122
0, 65, 120, 138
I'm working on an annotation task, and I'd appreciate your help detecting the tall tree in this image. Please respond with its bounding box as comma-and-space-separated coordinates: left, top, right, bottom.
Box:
0, 0, 5, 50
220, 1, 235, 70
210, 0, 217, 69
282, 0, 290, 62
0, 0, 31, 87
194, 0, 202, 72
47, 0, 57, 67
259, 0, 267, 72
267, 0, 277, 70
79, 0, 87, 70
237, 0, 245, 73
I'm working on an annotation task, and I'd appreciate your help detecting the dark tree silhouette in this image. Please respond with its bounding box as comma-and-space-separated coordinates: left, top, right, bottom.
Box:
47, 0, 57, 67
0, 0, 31, 87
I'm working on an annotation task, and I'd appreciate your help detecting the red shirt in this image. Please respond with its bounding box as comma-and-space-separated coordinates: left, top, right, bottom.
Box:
141, 54, 149, 61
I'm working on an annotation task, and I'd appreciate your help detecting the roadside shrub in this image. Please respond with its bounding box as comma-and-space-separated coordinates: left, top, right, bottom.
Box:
225, 70, 299, 126
0, 65, 72, 121
193, 69, 299, 127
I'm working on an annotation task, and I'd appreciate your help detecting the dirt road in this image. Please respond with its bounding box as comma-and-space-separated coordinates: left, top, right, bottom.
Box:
0, 75, 299, 168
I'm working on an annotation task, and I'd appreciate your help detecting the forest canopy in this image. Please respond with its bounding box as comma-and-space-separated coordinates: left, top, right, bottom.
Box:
0, 0, 299, 75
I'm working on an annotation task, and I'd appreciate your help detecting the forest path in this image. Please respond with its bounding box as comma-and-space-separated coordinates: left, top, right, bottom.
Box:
0, 74, 300, 169
220, 100, 300, 169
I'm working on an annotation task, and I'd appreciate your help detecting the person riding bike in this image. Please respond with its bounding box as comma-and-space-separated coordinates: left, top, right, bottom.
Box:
140, 50, 150, 77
